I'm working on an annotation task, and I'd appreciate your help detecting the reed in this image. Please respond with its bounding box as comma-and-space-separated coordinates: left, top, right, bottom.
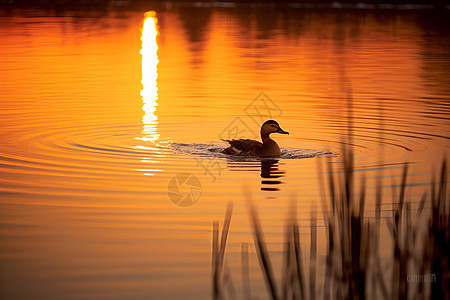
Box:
212, 202, 233, 300
247, 198, 279, 300
211, 157, 449, 300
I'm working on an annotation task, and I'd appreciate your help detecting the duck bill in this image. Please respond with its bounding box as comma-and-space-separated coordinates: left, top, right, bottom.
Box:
277, 127, 289, 135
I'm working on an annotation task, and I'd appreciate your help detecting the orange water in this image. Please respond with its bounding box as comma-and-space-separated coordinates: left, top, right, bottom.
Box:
0, 8, 449, 299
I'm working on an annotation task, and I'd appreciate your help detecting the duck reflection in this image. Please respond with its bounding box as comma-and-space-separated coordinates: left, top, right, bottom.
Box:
226, 159, 285, 192
260, 159, 285, 191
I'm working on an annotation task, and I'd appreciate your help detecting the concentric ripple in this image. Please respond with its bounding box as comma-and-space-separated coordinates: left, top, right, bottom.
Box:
0, 123, 172, 202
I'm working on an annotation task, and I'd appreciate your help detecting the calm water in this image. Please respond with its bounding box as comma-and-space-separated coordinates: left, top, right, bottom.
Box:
1, 7, 449, 300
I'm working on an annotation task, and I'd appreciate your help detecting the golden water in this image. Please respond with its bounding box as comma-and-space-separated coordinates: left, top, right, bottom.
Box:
0, 8, 449, 299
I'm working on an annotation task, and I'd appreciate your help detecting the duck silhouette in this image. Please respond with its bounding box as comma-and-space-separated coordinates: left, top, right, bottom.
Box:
221, 120, 289, 157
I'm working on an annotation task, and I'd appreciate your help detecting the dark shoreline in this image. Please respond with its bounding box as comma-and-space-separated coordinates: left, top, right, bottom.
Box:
1, 0, 449, 11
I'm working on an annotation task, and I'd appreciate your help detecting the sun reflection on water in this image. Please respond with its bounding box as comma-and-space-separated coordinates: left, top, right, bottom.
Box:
135, 11, 164, 176
139, 11, 159, 142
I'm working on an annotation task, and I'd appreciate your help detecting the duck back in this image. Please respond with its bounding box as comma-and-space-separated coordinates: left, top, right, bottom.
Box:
221, 138, 281, 157
221, 139, 263, 156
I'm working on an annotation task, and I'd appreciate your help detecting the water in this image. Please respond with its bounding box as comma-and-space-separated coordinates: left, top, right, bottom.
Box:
0, 7, 449, 300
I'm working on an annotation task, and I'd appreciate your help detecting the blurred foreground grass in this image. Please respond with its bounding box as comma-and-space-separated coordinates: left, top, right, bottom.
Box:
212, 153, 449, 300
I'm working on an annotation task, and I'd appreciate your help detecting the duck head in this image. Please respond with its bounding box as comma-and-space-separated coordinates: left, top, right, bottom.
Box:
261, 120, 289, 141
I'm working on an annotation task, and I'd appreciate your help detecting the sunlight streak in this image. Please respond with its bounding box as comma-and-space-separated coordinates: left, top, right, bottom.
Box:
138, 11, 159, 142
134, 11, 164, 176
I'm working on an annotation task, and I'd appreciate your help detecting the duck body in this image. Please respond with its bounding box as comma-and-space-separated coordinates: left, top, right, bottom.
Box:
221, 120, 289, 157
221, 138, 281, 156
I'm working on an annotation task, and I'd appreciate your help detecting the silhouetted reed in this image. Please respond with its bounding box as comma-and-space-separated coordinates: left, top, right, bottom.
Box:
212, 156, 449, 300
212, 202, 233, 300
246, 194, 279, 300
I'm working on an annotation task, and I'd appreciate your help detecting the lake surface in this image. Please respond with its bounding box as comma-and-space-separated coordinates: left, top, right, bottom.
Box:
0, 6, 449, 300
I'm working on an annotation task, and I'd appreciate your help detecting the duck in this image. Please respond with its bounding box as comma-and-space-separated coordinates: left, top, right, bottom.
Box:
221, 120, 289, 157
